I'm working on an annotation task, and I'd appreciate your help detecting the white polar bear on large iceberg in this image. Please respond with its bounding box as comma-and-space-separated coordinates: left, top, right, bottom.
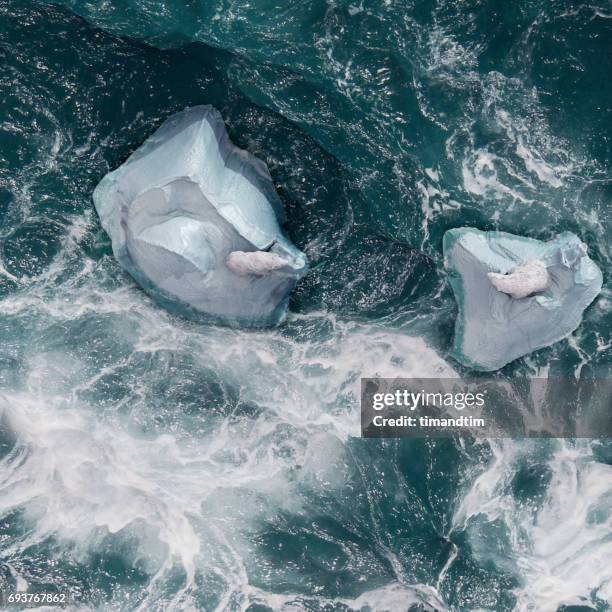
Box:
93, 106, 308, 327
444, 228, 602, 371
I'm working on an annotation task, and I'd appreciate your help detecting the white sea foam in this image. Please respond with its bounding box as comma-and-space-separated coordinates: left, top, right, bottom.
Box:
7, 242, 603, 609
237, 580, 447, 611
0, 256, 457, 608
452, 439, 612, 611
14, 262, 612, 610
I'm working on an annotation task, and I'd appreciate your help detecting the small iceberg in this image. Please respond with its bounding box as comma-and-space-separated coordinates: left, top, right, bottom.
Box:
93, 106, 308, 327
443, 228, 603, 371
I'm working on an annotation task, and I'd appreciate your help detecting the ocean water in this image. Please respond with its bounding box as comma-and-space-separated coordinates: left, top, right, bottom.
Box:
0, 0, 610, 610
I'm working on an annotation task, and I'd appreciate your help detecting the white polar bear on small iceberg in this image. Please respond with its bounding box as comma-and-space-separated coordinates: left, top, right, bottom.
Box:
487, 259, 550, 299
444, 228, 602, 371
93, 105, 308, 327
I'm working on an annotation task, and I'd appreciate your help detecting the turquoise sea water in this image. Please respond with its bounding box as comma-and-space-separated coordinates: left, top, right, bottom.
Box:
0, 1, 610, 610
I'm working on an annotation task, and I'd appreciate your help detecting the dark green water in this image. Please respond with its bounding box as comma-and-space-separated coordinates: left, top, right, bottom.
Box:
0, 1, 610, 610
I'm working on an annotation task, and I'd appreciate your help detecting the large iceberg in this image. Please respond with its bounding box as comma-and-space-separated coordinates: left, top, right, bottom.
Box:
443, 228, 603, 371
93, 106, 308, 327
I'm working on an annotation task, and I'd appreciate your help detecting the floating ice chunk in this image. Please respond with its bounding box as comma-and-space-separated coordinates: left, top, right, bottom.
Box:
487, 260, 550, 299
444, 228, 603, 371
93, 106, 308, 327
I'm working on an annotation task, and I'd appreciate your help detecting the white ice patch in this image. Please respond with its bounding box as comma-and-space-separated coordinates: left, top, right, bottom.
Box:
444, 228, 602, 370
93, 105, 308, 327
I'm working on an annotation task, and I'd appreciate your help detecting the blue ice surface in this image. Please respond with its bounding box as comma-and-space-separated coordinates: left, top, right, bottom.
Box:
443, 228, 603, 371
93, 105, 308, 327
